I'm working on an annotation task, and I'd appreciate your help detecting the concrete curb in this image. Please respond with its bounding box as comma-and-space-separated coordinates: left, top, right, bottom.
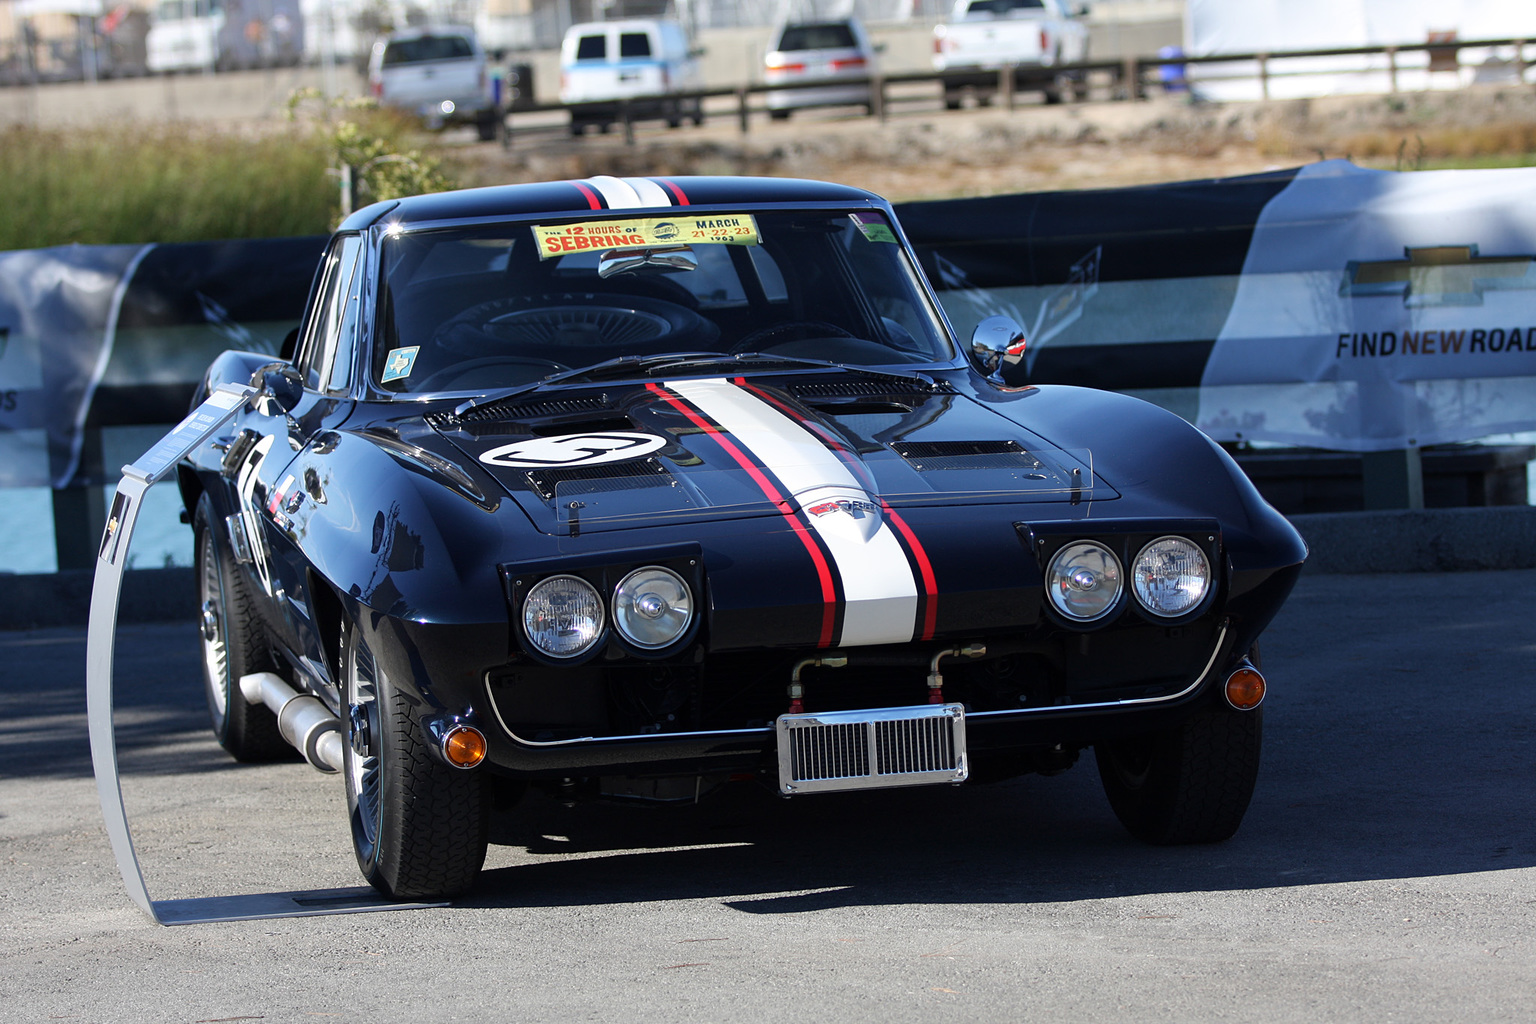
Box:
3, 507, 1534, 629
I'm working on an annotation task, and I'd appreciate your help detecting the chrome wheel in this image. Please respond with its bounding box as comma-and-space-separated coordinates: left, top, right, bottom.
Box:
191, 493, 287, 761
344, 634, 383, 855
338, 620, 491, 898
197, 526, 230, 719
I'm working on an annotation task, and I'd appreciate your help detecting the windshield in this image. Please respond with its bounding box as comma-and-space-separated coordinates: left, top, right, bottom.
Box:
372, 209, 954, 395
382, 34, 474, 65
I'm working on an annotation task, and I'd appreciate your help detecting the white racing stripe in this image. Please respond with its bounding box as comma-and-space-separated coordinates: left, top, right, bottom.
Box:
584, 176, 645, 209
667, 378, 919, 647
625, 177, 674, 207
583, 175, 675, 209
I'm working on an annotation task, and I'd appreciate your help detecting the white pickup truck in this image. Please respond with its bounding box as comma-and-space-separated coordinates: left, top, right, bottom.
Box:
932, 0, 1091, 107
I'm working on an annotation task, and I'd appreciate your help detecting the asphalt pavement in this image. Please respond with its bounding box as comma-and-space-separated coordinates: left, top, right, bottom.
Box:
2, 569, 1534, 1023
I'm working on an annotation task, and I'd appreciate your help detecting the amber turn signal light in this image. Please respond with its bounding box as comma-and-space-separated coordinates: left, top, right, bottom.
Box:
1224, 667, 1266, 711
442, 725, 488, 769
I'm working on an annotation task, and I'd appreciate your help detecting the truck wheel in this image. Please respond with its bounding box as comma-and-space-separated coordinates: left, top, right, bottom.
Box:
341, 620, 489, 899
193, 494, 289, 762
1094, 707, 1262, 844
476, 113, 500, 142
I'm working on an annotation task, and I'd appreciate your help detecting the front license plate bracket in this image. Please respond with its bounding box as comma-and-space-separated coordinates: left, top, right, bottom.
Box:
775, 703, 968, 795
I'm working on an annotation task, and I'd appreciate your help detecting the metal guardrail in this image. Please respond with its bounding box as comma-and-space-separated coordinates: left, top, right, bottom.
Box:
495, 35, 1532, 145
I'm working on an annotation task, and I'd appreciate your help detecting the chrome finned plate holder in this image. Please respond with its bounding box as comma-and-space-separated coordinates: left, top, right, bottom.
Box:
776, 703, 968, 795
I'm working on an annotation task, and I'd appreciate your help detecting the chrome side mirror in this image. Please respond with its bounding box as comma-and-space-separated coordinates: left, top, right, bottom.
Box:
598, 245, 698, 278
249, 362, 304, 416
969, 316, 1028, 383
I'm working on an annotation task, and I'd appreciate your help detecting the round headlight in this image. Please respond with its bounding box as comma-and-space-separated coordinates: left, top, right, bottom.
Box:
522, 575, 604, 658
612, 567, 693, 650
1132, 536, 1211, 618
1046, 541, 1123, 622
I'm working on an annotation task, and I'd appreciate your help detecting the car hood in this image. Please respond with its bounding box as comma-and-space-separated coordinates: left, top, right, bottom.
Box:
427, 371, 1117, 536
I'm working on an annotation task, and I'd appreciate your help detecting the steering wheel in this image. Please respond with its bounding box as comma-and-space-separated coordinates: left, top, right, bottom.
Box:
731, 320, 855, 354
435, 293, 716, 354
415, 355, 571, 392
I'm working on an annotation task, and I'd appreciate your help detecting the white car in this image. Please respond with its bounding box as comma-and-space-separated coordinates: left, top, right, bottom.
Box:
764, 18, 879, 119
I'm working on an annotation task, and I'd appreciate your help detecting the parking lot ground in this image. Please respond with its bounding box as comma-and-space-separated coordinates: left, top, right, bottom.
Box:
3, 569, 1535, 1023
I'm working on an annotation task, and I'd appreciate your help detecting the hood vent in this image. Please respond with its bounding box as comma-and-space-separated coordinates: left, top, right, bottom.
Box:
525, 458, 673, 502
788, 380, 945, 400
889, 440, 1046, 473
428, 394, 615, 434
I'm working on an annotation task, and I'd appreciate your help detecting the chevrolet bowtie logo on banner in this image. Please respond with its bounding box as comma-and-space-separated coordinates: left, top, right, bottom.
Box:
1343, 245, 1536, 307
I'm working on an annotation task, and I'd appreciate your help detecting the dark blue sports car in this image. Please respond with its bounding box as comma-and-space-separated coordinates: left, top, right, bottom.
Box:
180, 175, 1305, 899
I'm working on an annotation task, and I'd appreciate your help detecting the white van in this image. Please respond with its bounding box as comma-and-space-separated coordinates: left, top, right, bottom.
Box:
558, 19, 703, 135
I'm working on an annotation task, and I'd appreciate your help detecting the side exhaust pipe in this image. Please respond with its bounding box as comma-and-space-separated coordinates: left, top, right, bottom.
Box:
238, 672, 344, 774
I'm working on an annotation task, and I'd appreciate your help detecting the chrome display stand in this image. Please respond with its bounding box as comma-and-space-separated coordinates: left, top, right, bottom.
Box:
86, 384, 446, 925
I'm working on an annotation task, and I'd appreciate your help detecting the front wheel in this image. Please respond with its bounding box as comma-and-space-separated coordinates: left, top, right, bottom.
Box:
1095, 707, 1262, 844
341, 620, 489, 899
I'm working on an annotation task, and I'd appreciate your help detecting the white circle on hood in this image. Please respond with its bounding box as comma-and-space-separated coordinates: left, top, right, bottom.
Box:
479, 432, 667, 469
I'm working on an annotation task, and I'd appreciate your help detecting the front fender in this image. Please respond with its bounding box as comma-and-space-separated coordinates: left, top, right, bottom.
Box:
284, 425, 539, 628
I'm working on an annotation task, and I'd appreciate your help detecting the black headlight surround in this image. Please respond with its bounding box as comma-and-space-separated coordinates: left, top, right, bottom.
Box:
502, 543, 705, 665
1022, 520, 1223, 632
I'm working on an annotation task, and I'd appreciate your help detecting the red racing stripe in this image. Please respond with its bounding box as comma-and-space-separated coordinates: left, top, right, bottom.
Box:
654, 178, 691, 206
570, 181, 603, 210
881, 502, 939, 641
645, 382, 837, 647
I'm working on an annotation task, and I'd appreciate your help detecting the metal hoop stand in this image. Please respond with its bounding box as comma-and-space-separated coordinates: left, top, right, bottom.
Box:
86, 384, 447, 925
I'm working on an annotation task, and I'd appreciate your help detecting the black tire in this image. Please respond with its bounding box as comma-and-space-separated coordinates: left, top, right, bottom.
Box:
1094, 707, 1263, 844
769, 108, 792, 121
193, 494, 290, 762
476, 114, 500, 142
341, 620, 489, 899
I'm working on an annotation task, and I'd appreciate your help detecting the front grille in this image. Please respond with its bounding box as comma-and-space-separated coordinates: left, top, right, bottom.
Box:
776, 703, 967, 794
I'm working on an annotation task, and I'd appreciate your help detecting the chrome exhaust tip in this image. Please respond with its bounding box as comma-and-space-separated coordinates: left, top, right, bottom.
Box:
239, 672, 344, 773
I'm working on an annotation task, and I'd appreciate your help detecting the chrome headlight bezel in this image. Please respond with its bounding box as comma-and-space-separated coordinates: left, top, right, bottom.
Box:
1131, 535, 1213, 619
1044, 540, 1125, 624
612, 566, 695, 651
520, 573, 606, 660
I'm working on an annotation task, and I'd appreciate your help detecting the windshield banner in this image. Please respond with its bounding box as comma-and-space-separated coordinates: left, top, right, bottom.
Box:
532, 214, 760, 258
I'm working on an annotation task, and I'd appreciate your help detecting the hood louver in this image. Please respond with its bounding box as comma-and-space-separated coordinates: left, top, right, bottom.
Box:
427, 394, 617, 436
889, 440, 1046, 473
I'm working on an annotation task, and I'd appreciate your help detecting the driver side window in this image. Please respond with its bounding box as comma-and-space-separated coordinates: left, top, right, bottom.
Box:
296, 234, 363, 391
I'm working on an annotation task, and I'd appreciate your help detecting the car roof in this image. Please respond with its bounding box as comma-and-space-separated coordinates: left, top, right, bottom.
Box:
385, 24, 476, 41
340, 176, 888, 232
